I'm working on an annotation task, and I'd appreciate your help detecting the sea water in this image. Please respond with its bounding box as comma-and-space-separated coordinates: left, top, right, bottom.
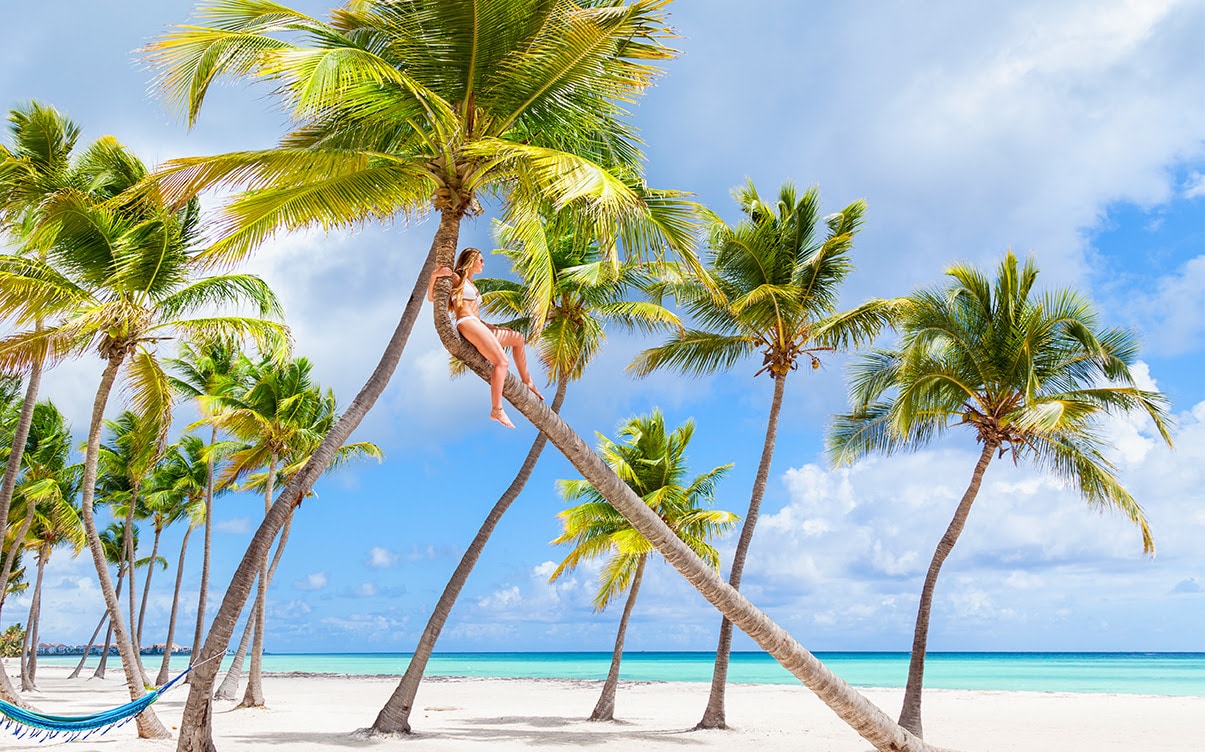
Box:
39, 651, 1204, 696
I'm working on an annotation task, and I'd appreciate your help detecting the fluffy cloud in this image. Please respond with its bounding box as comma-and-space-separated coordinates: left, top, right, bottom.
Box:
366, 547, 398, 569
293, 572, 328, 591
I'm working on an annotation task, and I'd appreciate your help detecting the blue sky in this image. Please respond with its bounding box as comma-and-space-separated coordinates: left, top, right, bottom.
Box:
2, 1, 1202, 656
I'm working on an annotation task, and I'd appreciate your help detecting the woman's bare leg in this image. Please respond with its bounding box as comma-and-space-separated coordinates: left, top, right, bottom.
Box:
456, 320, 514, 427
495, 329, 543, 400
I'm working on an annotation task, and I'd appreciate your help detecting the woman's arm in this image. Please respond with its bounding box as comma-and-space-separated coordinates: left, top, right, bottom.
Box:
427, 265, 458, 302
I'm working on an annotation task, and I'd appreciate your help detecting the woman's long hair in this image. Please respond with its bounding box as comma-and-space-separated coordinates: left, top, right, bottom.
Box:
450, 247, 482, 309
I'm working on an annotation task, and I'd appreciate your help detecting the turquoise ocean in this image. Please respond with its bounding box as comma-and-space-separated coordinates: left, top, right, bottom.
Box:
40, 652, 1204, 696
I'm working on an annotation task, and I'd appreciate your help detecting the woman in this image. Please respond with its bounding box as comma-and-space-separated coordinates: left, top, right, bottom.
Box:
428, 247, 544, 428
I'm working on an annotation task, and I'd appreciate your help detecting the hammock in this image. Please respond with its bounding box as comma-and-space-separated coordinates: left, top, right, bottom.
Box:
0, 665, 192, 743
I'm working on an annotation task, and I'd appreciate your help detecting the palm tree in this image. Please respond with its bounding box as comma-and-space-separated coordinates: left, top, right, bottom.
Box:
145, 435, 207, 685
90, 523, 136, 680
0, 139, 287, 739
551, 410, 737, 721
828, 251, 1173, 738
630, 180, 894, 729
8, 401, 82, 690
166, 336, 249, 665
96, 410, 162, 671
371, 215, 680, 733
0, 103, 92, 705
143, 4, 692, 744
204, 355, 381, 708
139, 438, 206, 677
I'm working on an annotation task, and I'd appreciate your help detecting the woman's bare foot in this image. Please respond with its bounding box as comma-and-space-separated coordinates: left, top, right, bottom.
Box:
523, 381, 544, 401
490, 406, 515, 428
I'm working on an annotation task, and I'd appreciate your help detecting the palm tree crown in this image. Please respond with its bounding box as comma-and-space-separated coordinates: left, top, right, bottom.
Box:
551, 410, 737, 609
829, 250, 1172, 550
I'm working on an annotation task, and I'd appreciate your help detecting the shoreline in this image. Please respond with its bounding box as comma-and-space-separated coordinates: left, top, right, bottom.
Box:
5, 666, 1203, 751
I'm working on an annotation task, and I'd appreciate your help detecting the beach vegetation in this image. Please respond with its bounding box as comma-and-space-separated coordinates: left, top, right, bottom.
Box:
0, 130, 287, 737
828, 250, 1173, 738
630, 179, 897, 729
372, 213, 680, 733
141, 2, 691, 746
550, 409, 737, 722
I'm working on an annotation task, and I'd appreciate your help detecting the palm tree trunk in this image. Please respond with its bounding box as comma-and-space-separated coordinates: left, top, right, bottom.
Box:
213, 611, 255, 702
0, 499, 36, 704
590, 554, 646, 722
239, 452, 277, 709
190, 426, 217, 669
175, 216, 452, 752
69, 610, 109, 679
78, 355, 170, 739
698, 372, 787, 729
125, 485, 140, 649
437, 338, 937, 752
157, 524, 193, 685
137, 524, 163, 649
370, 378, 568, 734
20, 545, 50, 691
897, 440, 996, 738
0, 356, 42, 606
91, 569, 123, 679
94, 623, 113, 679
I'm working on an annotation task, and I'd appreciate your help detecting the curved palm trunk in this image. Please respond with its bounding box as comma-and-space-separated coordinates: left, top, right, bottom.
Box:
370, 378, 569, 734
190, 426, 217, 670
698, 372, 787, 729
137, 524, 163, 648
78, 357, 170, 739
69, 610, 109, 679
590, 554, 646, 722
436, 333, 936, 752
213, 611, 255, 701
175, 215, 452, 752
897, 441, 996, 738
157, 524, 194, 685
20, 545, 50, 691
239, 453, 278, 709
0, 357, 42, 606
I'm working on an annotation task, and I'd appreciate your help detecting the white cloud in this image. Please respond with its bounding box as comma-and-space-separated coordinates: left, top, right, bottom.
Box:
294, 572, 328, 591
366, 547, 398, 569
216, 518, 252, 535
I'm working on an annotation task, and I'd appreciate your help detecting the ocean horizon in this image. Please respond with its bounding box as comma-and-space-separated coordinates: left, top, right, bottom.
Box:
35, 651, 1204, 697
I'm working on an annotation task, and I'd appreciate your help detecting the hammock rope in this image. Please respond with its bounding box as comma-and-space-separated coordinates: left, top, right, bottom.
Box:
0, 664, 193, 743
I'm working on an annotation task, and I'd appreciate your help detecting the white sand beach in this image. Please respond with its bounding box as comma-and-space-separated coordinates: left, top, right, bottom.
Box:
5, 665, 1202, 752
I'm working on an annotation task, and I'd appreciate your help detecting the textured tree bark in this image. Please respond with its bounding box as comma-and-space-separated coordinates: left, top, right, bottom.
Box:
897, 440, 996, 738
434, 332, 938, 752
0, 500, 36, 701
590, 555, 646, 722
78, 357, 171, 739
157, 525, 193, 685
213, 610, 255, 702
175, 217, 453, 752
698, 372, 787, 729
369, 378, 568, 734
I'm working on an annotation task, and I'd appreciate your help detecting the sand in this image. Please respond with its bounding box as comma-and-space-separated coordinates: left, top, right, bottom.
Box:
5, 665, 1203, 751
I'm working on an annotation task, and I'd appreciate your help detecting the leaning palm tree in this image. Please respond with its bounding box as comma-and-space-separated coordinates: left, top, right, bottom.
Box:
0, 103, 96, 705
96, 410, 163, 669
828, 251, 1173, 738
12, 401, 83, 690
205, 355, 381, 708
166, 336, 249, 664
144, 435, 207, 685
0, 139, 287, 739
142, 4, 693, 745
370, 215, 680, 733
630, 180, 894, 729
551, 410, 737, 721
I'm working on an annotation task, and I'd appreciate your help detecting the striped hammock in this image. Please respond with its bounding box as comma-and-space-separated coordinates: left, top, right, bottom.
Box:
0, 666, 191, 743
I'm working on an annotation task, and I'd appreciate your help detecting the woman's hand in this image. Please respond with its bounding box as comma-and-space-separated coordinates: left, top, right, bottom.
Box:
432, 265, 454, 278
